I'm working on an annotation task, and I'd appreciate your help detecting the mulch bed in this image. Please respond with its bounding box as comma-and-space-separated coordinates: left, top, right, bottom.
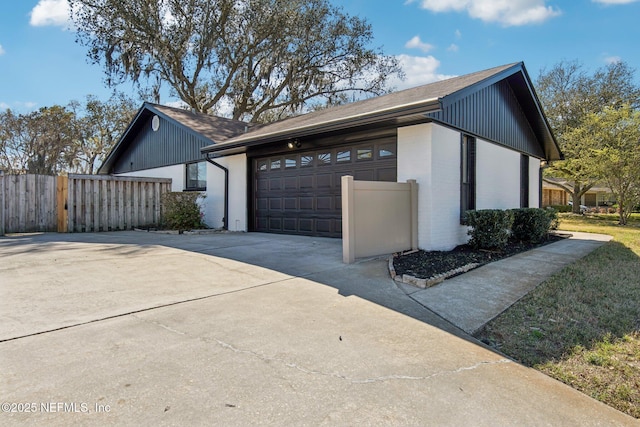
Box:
393, 233, 567, 280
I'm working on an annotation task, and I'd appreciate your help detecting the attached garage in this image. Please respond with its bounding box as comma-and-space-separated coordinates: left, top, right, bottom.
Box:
251, 135, 397, 237
100, 62, 562, 252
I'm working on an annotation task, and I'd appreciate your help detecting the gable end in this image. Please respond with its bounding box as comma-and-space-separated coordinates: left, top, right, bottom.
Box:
111, 114, 211, 174
427, 76, 545, 158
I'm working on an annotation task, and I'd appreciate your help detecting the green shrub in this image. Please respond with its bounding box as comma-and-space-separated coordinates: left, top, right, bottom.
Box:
549, 204, 572, 213
546, 207, 559, 231
511, 208, 554, 243
464, 209, 514, 250
161, 192, 206, 232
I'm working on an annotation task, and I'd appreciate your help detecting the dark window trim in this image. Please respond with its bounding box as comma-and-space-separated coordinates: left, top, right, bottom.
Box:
185, 161, 207, 191
460, 134, 476, 223
520, 154, 529, 208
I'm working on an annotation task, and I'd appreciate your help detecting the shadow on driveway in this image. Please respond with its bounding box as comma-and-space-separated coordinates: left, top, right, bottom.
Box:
0, 231, 465, 341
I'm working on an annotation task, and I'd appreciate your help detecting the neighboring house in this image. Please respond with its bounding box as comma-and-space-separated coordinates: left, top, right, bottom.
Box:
99, 62, 562, 251
542, 178, 617, 207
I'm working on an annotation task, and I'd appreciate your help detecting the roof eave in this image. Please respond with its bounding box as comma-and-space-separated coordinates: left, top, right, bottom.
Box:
202, 99, 442, 156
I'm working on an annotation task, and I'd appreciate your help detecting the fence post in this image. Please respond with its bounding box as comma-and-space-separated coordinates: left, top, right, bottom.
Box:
56, 175, 68, 233
341, 175, 355, 264
0, 170, 5, 236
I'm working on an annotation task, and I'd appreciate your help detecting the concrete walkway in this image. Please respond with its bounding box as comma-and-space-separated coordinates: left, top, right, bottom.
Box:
400, 231, 613, 334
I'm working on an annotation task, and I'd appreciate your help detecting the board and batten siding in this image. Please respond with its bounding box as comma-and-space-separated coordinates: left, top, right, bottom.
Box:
428, 78, 545, 159
111, 114, 209, 174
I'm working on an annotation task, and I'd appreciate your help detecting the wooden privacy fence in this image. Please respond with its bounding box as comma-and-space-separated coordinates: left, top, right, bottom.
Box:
1, 174, 172, 234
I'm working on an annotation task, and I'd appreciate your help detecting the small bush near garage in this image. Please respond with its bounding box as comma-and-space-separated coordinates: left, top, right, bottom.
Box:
464, 209, 514, 250
511, 208, 555, 243
161, 192, 206, 232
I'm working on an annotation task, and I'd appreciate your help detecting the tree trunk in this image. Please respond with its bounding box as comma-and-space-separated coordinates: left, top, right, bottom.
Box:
618, 201, 627, 225
571, 185, 583, 214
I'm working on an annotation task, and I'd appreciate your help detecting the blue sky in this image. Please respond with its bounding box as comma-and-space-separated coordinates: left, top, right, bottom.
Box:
1, 0, 639, 113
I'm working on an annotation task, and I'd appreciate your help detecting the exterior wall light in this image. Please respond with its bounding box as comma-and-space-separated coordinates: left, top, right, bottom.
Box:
287, 139, 302, 149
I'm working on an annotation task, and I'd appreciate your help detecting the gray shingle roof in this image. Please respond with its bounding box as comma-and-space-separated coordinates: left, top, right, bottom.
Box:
202, 62, 519, 152
149, 104, 253, 142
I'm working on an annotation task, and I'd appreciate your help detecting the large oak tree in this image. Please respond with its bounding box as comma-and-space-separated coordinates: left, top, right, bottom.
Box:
69, 0, 403, 123
571, 105, 640, 225
536, 60, 640, 213
0, 95, 136, 174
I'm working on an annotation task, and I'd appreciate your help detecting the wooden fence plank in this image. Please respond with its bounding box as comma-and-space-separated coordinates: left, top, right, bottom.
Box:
118, 180, 125, 230
3, 174, 170, 233
100, 179, 108, 231
132, 182, 139, 228
124, 180, 132, 229
57, 176, 68, 232
109, 180, 116, 231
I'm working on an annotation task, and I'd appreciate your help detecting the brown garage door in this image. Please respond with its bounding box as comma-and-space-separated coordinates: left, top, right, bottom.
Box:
252, 137, 397, 237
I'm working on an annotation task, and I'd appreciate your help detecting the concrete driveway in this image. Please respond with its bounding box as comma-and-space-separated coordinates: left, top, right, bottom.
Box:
0, 232, 635, 426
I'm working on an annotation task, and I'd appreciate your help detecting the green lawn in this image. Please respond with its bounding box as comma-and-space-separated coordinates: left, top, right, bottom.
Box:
475, 213, 640, 419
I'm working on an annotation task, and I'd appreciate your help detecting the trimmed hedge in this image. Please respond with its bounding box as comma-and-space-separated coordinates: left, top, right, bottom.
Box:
464, 209, 514, 250
511, 208, 554, 243
161, 192, 206, 232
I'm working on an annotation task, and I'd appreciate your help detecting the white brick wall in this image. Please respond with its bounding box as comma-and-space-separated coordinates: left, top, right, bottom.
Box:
224, 154, 248, 232
116, 153, 248, 231
398, 126, 544, 251
475, 139, 521, 210
117, 165, 184, 191
429, 124, 469, 249
529, 156, 541, 208
397, 123, 433, 248
398, 122, 468, 251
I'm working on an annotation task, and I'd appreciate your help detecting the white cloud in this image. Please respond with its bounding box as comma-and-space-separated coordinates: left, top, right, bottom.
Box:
447, 43, 460, 52
30, 0, 71, 28
405, 36, 435, 53
593, 0, 639, 4
0, 44, 5, 56
409, 0, 561, 26
0, 101, 38, 112
389, 55, 456, 90
163, 100, 189, 109
604, 55, 622, 64
454, 29, 462, 39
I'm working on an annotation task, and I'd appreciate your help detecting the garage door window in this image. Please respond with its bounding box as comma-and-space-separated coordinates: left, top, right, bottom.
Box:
337, 150, 351, 162
379, 142, 396, 158
270, 159, 281, 170
285, 157, 297, 168
301, 155, 313, 167
357, 148, 373, 160
317, 152, 331, 165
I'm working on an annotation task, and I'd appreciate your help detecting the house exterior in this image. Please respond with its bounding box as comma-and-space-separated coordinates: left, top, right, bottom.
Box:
542, 178, 617, 208
99, 62, 562, 251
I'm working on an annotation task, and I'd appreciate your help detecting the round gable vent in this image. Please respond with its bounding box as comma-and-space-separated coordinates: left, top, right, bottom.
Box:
151, 115, 160, 131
